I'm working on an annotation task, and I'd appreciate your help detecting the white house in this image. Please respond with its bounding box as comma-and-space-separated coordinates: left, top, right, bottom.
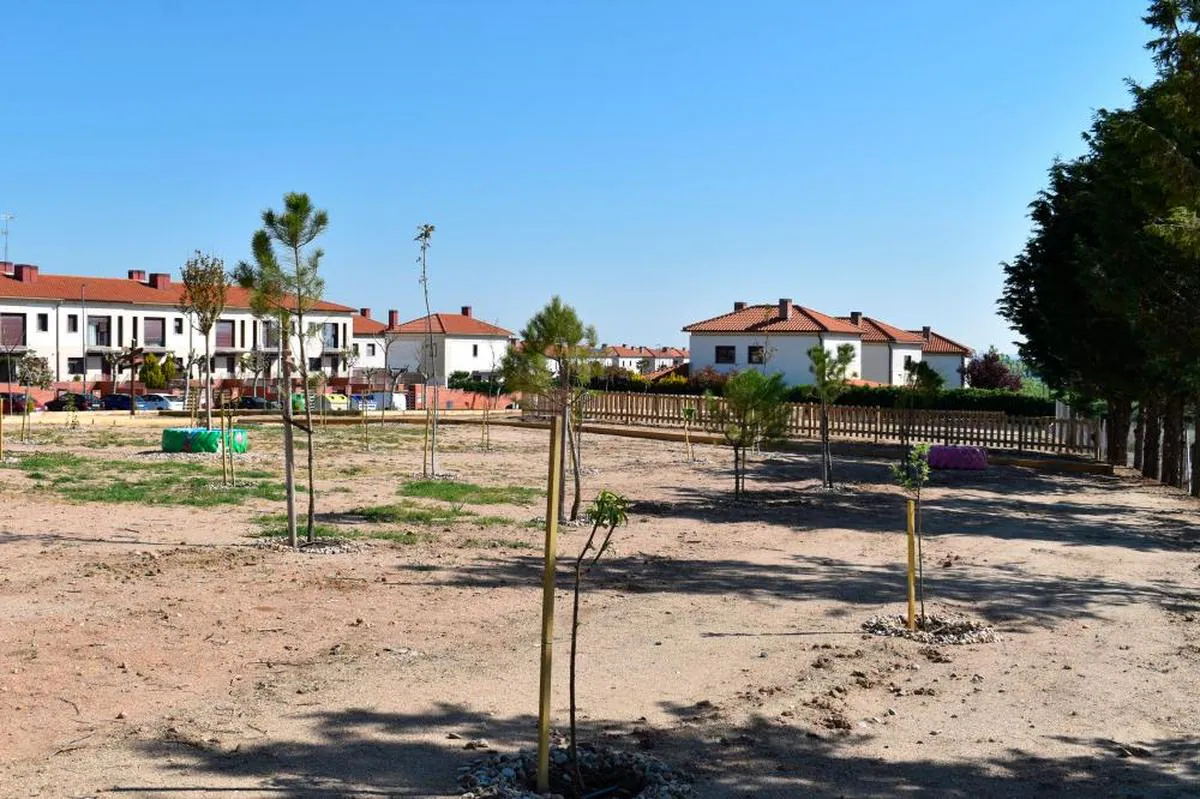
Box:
837, 312, 925, 386
683, 298, 863, 385
0, 261, 357, 384
350, 308, 389, 374
382, 306, 513, 384
910, 326, 973, 388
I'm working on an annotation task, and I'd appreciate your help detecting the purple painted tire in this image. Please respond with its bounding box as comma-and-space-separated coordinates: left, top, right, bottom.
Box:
927, 445, 987, 471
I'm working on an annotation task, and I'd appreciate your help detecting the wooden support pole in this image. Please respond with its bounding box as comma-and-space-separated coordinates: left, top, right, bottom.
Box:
0, 399, 5, 460
906, 499, 917, 631
537, 415, 565, 794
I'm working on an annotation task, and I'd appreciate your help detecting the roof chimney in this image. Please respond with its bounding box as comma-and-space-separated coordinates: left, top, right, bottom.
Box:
387, 309, 399, 328
921, 325, 931, 339
733, 301, 746, 311
149, 272, 170, 289
127, 269, 147, 282
778, 298, 792, 320
359, 308, 371, 319
849, 311, 862, 326
461, 305, 472, 318
14, 263, 38, 283
0, 261, 13, 275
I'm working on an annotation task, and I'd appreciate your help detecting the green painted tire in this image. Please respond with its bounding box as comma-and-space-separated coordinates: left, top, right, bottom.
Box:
162, 427, 250, 454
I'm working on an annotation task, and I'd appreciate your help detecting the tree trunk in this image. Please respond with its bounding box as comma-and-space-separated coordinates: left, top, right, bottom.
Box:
1143, 398, 1162, 481
1133, 403, 1145, 471
820, 401, 832, 487
568, 413, 583, 522
280, 334, 298, 548
1191, 397, 1200, 498
569, 555, 586, 797
1162, 395, 1185, 489
296, 319, 316, 543
1104, 396, 1131, 467
204, 340, 213, 430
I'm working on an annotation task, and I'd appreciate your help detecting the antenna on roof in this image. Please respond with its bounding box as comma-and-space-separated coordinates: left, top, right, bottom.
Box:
0, 213, 13, 264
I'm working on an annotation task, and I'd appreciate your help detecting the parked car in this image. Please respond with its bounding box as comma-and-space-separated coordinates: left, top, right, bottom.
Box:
349, 394, 377, 412
0, 392, 35, 415
237, 395, 281, 410
44, 392, 96, 412
99, 394, 153, 411
141, 393, 184, 411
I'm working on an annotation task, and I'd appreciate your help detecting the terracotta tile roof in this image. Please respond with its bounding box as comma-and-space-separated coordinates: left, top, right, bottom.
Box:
603, 345, 654, 358
389, 312, 513, 338
647, 346, 689, 358
683, 303, 861, 335
0, 270, 356, 313
353, 314, 387, 336
837, 315, 924, 344
646, 362, 689, 381
910, 328, 973, 356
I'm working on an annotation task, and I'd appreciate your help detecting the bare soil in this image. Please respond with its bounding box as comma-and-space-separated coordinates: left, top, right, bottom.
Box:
1, 421, 1198, 797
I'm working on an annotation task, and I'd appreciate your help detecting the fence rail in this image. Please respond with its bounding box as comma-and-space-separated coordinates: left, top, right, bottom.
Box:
522, 391, 1099, 457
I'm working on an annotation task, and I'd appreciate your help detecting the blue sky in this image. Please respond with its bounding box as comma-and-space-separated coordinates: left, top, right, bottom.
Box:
2, 1, 1153, 352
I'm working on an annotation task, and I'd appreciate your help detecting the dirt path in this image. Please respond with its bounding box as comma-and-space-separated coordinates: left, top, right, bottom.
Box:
1, 424, 1198, 797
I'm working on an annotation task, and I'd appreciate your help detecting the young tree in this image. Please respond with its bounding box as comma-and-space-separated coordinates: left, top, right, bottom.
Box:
963, 348, 1023, 391
415, 223, 439, 476
808, 343, 855, 488
160, 352, 178, 387
891, 443, 931, 624
708, 370, 790, 500
178, 251, 229, 430
236, 193, 329, 545
568, 490, 629, 796
16, 351, 52, 442
898, 360, 944, 445
239, 350, 270, 399
501, 296, 599, 520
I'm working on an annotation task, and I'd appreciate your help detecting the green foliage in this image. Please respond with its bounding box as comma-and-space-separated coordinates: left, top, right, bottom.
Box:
808, 344, 856, 403
709, 370, 790, 499
138, 353, 166, 390
160, 353, 178, 385
447, 370, 500, 393
891, 443, 931, 496
586, 489, 630, 531
502, 296, 599, 392
399, 480, 543, 505
348, 500, 478, 524
904, 360, 944, 394
17, 351, 53, 391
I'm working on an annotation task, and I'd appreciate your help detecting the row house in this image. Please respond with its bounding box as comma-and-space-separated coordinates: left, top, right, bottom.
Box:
683, 298, 973, 387
351, 305, 513, 385
592, 344, 690, 374
0, 262, 357, 384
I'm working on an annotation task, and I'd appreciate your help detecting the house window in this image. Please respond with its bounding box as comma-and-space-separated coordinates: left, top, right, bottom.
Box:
37, 313, 49, 332
0, 313, 26, 347
321, 323, 339, 349
367, 343, 376, 357
472, 344, 479, 358
214, 320, 235, 348
67, 314, 79, 333
143, 317, 166, 348
352, 343, 360, 355
263, 321, 281, 349
87, 316, 111, 347
239, 320, 246, 348
67, 357, 86, 375
132, 316, 139, 343
174, 317, 184, 334
904, 355, 914, 368
715, 345, 736, 364
309, 357, 322, 372
117, 316, 124, 346
748, 345, 765, 365
226, 356, 237, 373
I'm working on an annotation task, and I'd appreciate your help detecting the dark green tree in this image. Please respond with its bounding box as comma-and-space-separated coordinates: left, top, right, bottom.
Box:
808, 343, 855, 487
708, 370, 790, 500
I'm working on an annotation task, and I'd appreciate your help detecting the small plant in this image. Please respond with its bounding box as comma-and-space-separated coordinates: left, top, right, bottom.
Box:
891, 443, 931, 624
707, 371, 790, 500
568, 490, 630, 798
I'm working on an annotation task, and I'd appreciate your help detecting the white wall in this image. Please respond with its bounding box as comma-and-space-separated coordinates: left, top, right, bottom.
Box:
351, 335, 388, 372
925, 353, 967, 388
688, 333, 862, 386
891, 344, 923, 387
860, 343, 890, 385
444, 336, 510, 378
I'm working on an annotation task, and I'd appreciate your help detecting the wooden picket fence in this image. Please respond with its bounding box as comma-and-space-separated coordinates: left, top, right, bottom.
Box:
522, 391, 1099, 457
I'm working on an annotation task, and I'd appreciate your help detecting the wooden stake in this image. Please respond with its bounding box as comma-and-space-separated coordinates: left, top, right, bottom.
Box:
906, 499, 917, 631
220, 401, 229, 486
536, 415, 565, 794
0, 399, 6, 460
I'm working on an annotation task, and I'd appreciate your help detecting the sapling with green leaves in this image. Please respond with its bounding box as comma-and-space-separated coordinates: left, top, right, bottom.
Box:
808, 343, 856, 487
891, 443, 931, 622
569, 489, 630, 798
707, 370, 790, 500
17, 351, 52, 443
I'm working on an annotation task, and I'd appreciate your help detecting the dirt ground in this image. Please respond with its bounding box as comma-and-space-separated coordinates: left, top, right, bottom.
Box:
1, 420, 1198, 798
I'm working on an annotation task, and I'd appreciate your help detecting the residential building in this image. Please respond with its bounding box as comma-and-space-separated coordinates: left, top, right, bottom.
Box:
382, 306, 513, 384
350, 308, 388, 374
683, 299, 863, 385
837, 312, 925, 386
0, 262, 356, 383
911, 327, 973, 388
592, 344, 689, 374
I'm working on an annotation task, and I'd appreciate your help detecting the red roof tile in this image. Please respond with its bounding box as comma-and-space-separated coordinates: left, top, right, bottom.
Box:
910, 328, 973, 355
683, 303, 861, 335
0, 270, 355, 313
837, 315, 924, 344
389, 312, 512, 338
353, 314, 387, 336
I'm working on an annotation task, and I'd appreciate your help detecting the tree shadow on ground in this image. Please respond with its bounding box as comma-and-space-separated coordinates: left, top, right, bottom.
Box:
110, 701, 1200, 797
639, 453, 1200, 552
384, 552, 1200, 631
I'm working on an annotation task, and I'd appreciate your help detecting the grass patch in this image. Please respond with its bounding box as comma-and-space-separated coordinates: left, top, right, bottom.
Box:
253, 519, 346, 540
399, 480, 542, 506
250, 513, 434, 545
349, 500, 476, 525
460, 537, 536, 550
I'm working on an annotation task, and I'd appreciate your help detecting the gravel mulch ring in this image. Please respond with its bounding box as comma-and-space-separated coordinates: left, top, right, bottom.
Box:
862, 613, 1000, 645
250, 538, 369, 555
459, 744, 693, 798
